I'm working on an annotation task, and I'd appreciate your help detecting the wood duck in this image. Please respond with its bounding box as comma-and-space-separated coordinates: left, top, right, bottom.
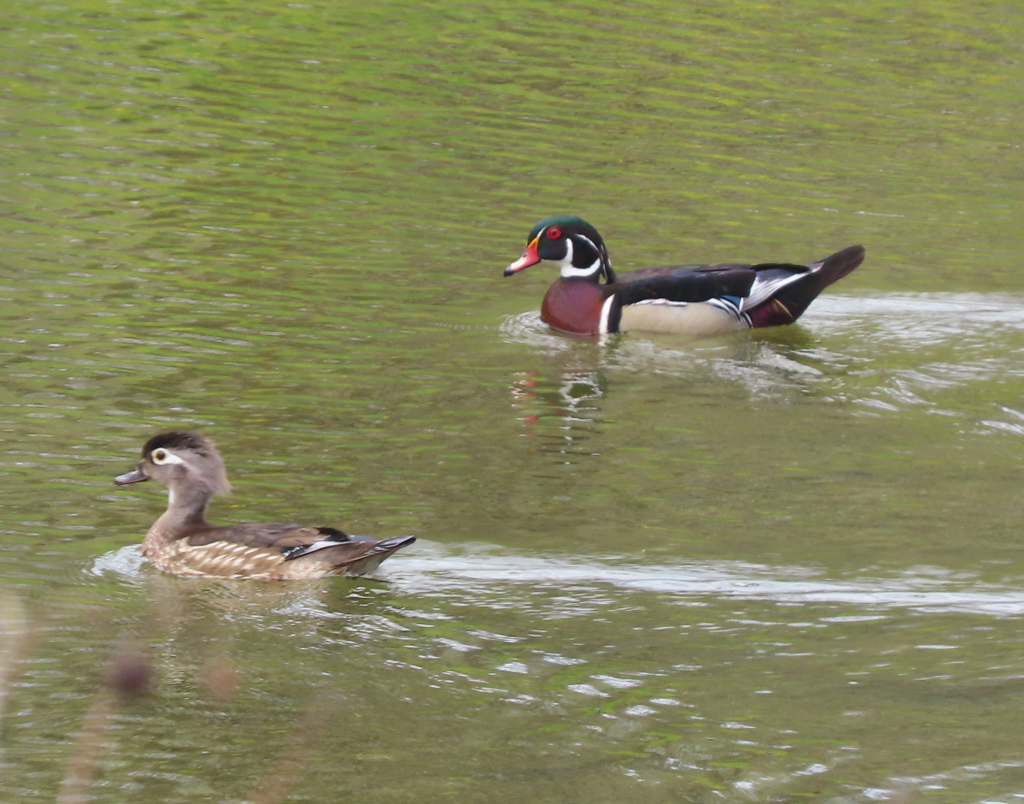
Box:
114, 432, 415, 580
504, 215, 865, 336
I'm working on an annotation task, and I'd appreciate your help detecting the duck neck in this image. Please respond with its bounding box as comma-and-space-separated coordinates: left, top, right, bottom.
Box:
559, 263, 603, 282
557, 236, 615, 284
142, 485, 213, 552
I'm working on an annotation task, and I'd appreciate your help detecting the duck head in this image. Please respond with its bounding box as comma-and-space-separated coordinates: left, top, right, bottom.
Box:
504, 215, 615, 283
115, 431, 231, 508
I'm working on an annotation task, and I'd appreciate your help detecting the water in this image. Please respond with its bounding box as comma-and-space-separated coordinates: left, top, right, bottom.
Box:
2, 0, 1024, 801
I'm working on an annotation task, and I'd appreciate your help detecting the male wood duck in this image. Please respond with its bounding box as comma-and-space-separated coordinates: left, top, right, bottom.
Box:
504, 215, 865, 336
114, 432, 415, 580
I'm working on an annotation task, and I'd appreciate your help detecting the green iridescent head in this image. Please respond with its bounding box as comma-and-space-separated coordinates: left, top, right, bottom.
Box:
504, 215, 615, 283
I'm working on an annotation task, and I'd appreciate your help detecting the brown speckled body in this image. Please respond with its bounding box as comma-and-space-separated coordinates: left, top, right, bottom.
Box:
143, 522, 288, 579
142, 520, 393, 580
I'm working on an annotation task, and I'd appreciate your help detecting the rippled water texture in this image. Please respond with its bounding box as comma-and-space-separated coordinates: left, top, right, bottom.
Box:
2, 1, 1024, 801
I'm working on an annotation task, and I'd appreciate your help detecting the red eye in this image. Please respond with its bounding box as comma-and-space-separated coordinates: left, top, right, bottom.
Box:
546, 226, 562, 240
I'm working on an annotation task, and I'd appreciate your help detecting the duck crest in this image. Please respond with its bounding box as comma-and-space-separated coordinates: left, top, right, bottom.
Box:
142, 431, 212, 457
541, 278, 610, 336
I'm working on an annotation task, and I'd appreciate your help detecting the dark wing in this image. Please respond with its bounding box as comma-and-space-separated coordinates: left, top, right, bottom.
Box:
186, 523, 353, 551
612, 264, 759, 306
281, 534, 417, 568
185, 523, 415, 576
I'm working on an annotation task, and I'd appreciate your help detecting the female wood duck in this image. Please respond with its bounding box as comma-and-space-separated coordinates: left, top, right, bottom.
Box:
504, 215, 865, 336
114, 432, 415, 580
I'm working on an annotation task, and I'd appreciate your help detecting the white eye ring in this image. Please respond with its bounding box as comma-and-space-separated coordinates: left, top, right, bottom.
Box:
150, 449, 183, 465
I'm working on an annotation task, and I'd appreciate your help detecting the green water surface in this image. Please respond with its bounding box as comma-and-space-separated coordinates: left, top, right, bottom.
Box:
2, 1, 1024, 801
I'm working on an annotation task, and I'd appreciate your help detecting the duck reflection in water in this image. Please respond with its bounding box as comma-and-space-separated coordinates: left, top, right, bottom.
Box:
511, 369, 607, 460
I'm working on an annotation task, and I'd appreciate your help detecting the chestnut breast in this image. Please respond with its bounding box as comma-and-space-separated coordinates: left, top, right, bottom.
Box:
540, 279, 612, 335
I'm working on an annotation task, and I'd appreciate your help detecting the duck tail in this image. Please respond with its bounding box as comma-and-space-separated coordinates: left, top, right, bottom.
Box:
335, 535, 417, 576
745, 245, 865, 329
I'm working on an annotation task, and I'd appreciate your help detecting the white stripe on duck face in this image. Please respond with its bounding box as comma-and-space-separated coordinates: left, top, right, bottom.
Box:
155, 450, 186, 465
558, 239, 603, 279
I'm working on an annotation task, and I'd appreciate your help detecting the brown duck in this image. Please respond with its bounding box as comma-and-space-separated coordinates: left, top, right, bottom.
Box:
114, 432, 415, 580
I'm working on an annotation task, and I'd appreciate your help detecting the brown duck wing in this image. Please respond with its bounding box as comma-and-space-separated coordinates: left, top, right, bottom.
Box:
612, 264, 758, 306
186, 524, 415, 574
186, 522, 319, 549
283, 534, 417, 575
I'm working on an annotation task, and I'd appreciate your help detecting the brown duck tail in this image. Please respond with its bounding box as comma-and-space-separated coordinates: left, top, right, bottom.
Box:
747, 245, 865, 328
336, 535, 417, 577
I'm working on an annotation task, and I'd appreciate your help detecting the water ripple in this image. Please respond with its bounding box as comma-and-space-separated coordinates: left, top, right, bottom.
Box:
92, 542, 1024, 618
388, 546, 1024, 617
